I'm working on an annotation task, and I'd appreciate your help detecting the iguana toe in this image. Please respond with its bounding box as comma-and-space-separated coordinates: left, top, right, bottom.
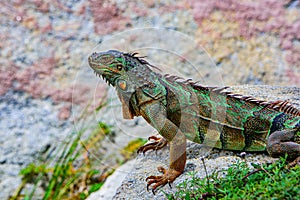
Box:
146, 167, 182, 194
137, 136, 168, 154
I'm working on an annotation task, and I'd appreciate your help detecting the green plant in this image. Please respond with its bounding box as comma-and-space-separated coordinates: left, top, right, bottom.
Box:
121, 138, 147, 160
9, 100, 116, 200
165, 157, 300, 200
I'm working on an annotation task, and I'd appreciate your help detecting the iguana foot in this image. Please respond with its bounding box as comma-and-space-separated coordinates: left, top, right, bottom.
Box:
287, 156, 300, 168
146, 166, 182, 194
137, 136, 168, 154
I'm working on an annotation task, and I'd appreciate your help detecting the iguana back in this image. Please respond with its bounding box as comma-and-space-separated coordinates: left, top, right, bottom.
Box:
159, 76, 300, 151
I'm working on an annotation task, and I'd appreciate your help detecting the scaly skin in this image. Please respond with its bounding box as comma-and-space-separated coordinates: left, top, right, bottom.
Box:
88, 50, 300, 193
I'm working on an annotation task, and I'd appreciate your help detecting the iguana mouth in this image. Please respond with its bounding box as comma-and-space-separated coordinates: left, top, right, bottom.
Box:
88, 60, 119, 86
92, 69, 119, 86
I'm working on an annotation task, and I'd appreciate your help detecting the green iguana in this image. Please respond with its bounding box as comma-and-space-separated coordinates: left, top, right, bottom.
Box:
88, 50, 300, 193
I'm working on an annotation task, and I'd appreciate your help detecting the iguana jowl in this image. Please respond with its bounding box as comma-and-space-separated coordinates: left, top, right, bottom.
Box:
88, 50, 300, 192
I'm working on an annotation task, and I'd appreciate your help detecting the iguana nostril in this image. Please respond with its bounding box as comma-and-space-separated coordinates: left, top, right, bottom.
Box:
90, 52, 99, 60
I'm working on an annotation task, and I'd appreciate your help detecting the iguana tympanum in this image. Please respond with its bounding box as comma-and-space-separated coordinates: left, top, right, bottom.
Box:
88, 50, 300, 193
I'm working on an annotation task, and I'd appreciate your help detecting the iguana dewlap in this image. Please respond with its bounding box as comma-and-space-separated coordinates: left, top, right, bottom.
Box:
88, 50, 300, 193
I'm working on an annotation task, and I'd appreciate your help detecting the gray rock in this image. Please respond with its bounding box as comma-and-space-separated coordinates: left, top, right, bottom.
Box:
0, 91, 72, 199
87, 159, 137, 200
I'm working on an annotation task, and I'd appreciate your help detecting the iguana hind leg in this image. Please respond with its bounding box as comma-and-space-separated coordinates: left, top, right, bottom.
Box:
137, 135, 168, 154
267, 129, 300, 166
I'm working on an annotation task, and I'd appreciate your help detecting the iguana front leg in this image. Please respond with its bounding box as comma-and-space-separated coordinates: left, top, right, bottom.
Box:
140, 103, 187, 193
267, 129, 300, 167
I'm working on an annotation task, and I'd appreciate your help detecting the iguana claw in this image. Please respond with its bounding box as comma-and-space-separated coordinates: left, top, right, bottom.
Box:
137, 136, 168, 154
145, 166, 181, 194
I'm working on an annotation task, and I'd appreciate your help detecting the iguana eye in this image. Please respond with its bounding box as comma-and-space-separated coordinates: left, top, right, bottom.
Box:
117, 64, 123, 71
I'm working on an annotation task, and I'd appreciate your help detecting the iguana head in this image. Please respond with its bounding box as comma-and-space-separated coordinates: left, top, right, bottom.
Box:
88, 50, 164, 119
88, 50, 155, 90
